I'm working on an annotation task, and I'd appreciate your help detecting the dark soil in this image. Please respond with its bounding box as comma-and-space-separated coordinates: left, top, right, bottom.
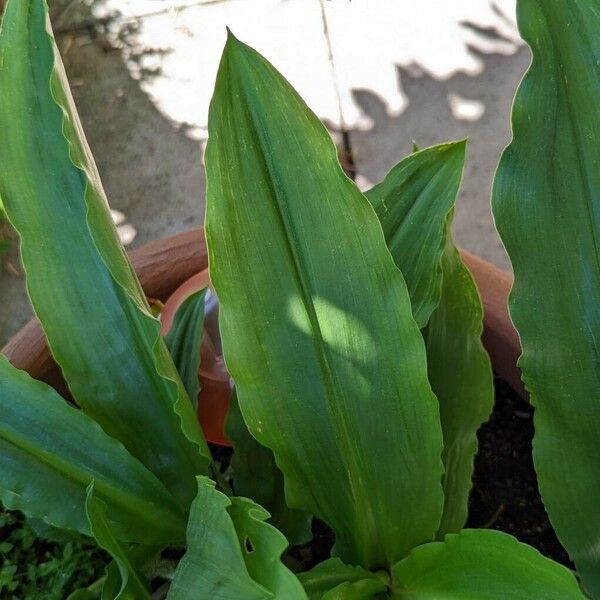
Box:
466, 376, 571, 567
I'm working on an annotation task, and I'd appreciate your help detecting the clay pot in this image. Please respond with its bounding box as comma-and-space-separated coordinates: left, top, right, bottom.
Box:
159, 269, 232, 447
1, 228, 525, 442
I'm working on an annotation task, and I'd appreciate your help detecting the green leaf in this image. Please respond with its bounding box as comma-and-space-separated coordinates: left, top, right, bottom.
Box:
0, 356, 186, 544
365, 143, 493, 535
390, 529, 585, 599
167, 477, 305, 600
425, 223, 493, 535
85, 485, 151, 600
164, 289, 207, 410
322, 580, 386, 600
102, 544, 161, 600
226, 391, 312, 546
298, 559, 387, 600
0, 0, 208, 507
491, 0, 600, 593
366, 141, 466, 328
205, 32, 444, 571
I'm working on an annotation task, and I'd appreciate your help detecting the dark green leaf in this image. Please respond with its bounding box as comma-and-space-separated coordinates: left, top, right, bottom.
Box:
226, 391, 312, 546
366, 144, 493, 535
0, 0, 209, 508
165, 289, 207, 410
390, 529, 584, 599
101, 545, 161, 600
205, 32, 444, 570
322, 580, 386, 599
298, 558, 387, 600
167, 477, 305, 600
492, 0, 600, 593
85, 485, 151, 600
0, 356, 186, 544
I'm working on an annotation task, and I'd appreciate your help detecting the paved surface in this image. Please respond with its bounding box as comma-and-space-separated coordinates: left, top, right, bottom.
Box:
1, 0, 528, 345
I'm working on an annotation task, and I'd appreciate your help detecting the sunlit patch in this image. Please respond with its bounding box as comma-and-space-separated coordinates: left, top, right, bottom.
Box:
110, 208, 137, 245
448, 93, 485, 122
287, 294, 375, 361
93, 0, 520, 137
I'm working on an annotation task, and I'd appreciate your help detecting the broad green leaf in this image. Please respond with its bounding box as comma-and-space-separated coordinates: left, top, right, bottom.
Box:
390, 529, 585, 599
205, 33, 444, 569
0, 0, 208, 508
226, 391, 312, 546
366, 142, 466, 328
167, 477, 305, 600
298, 559, 387, 600
0, 356, 186, 544
164, 289, 207, 410
85, 485, 151, 600
366, 144, 493, 535
492, 0, 600, 593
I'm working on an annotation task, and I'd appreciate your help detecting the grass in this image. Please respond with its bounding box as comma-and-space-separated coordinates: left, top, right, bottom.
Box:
0, 506, 108, 599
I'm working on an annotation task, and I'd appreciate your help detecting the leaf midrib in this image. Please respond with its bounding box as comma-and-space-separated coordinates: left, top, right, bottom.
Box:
230, 52, 378, 559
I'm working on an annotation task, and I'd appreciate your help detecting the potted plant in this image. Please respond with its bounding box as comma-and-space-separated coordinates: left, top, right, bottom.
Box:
0, 0, 596, 598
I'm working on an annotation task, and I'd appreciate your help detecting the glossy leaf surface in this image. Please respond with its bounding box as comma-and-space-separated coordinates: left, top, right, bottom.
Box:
0, 356, 186, 544
366, 144, 493, 534
85, 485, 151, 600
390, 530, 585, 599
492, 0, 600, 593
164, 289, 207, 409
205, 34, 444, 569
298, 559, 387, 600
226, 391, 312, 546
0, 0, 208, 507
167, 477, 305, 600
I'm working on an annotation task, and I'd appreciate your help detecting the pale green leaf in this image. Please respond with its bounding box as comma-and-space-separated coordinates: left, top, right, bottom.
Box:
390, 529, 585, 599
164, 289, 207, 410
0, 355, 186, 544
0, 0, 208, 508
205, 32, 443, 570
226, 391, 312, 546
492, 0, 600, 594
366, 143, 493, 535
85, 484, 151, 600
167, 477, 305, 600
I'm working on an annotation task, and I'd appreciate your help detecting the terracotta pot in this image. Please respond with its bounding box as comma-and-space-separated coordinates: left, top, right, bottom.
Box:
160, 269, 232, 447
2, 228, 525, 436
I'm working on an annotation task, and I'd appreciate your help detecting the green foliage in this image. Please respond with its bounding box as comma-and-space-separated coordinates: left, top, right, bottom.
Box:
164, 289, 207, 410
0, 507, 107, 600
365, 143, 493, 535
492, 0, 600, 596
0, 0, 593, 598
226, 391, 312, 546
206, 32, 444, 570
390, 529, 584, 599
167, 477, 305, 600
0, 0, 209, 510
85, 485, 151, 600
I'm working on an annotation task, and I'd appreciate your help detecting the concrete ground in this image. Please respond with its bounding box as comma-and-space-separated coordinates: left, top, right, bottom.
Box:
0, 0, 529, 345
